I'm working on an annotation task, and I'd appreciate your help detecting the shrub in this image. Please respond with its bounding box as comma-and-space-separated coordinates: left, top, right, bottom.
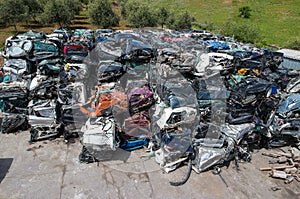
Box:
220, 22, 261, 44
239, 6, 251, 18
173, 11, 193, 29
285, 40, 300, 50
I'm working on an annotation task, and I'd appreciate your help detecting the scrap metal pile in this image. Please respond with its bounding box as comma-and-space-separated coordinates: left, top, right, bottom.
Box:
260, 147, 300, 184
0, 29, 299, 185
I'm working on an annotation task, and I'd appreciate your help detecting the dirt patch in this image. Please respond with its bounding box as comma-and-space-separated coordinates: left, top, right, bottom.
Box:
223, 0, 241, 4
223, 0, 233, 4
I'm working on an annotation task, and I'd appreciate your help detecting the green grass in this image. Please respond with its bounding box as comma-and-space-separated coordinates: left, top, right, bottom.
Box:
149, 0, 300, 47
0, 1, 299, 48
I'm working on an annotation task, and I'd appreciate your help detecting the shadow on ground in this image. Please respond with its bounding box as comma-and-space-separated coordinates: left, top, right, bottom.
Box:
0, 158, 13, 183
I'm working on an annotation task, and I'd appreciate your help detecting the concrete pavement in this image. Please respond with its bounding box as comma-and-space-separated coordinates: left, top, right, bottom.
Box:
0, 131, 299, 199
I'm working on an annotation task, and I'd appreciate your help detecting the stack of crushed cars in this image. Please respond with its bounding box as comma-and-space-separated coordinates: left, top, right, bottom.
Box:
1, 29, 299, 186
0, 29, 91, 142
79, 31, 156, 162
0, 30, 50, 134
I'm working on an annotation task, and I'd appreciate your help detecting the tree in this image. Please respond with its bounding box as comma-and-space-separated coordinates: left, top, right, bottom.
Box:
89, 0, 119, 28
121, 0, 139, 19
64, 0, 82, 15
0, 0, 29, 31
24, 0, 43, 23
239, 6, 251, 18
174, 11, 193, 29
122, 0, 156, 28
165, 12, 175, 29
157, 7, 169, 29
129, 5, 156, 28
40, 0, 74, 27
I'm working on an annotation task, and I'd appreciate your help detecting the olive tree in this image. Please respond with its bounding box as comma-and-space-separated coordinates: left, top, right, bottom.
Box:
174, 11, 193, 29
39, 0, 74, 27
122, 0, 157, 28
89, 0, 119, 28
157, 7, 169, 29
64, 0, 82, 15
0, 0, 29, 31
25, 0, 43, 23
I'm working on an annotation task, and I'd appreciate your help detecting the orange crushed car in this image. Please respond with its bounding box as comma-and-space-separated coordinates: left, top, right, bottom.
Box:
80, 85, 128, 117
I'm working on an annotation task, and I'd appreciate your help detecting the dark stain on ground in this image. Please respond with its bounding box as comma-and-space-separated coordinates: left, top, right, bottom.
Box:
65, 137, 79, 145
59, 144, 69, 199
26, 145, 43, 159
144, 172, 154, 198
26, 145, 43, 151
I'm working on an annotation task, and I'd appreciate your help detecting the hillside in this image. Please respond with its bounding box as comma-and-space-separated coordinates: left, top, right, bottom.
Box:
0, 0, 299, 48
149, 0, 300, 47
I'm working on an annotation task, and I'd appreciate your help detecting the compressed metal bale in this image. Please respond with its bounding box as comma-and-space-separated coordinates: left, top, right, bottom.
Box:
30, 123, 63, 142
0, 113, 29, 134
193, 147, 226, 173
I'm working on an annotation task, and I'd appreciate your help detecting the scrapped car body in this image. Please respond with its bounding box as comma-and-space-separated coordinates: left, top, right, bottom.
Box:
63, 63, 88, 82
97, 61, 124, 83
3, 59, 30, 77
1, 33, 35, 58
278, 94, 300, 118
32, 40, 60, 61
63, 41, 89, 63
286, 76, 300, 93
79, 117, 118, 162
28, 99, 62, 141
0, 113, 28, 134
80, 84, 128, 118
156, 107, 198, 129
95, 29, 114, 43
81, 117, 116, 150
